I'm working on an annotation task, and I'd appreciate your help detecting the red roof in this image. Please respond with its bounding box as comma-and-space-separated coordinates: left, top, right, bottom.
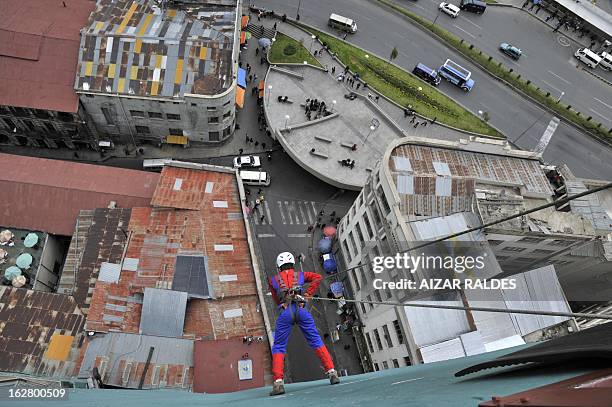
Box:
0, 0, 95, 112
0, 153, 160, 235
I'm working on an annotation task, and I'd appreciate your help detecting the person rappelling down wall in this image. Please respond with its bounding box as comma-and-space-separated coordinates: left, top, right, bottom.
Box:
268, 251, 340, 396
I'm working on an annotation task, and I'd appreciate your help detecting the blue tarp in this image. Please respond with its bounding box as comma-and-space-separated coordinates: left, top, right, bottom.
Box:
322, 253, 337, 274
330, 282, 344, 297
237, 68, 247, 89
318, 238, 332, 254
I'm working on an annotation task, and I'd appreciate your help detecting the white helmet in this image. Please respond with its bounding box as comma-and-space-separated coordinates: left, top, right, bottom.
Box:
276, 252, 295, 269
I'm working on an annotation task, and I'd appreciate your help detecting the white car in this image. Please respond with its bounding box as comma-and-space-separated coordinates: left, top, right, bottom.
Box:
439, 2, 460, 18
233, 155, 261, 169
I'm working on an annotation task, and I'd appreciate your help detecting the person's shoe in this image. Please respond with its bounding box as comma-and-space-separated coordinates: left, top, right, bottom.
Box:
269, 379, 285, 396
327, 369, 340, 385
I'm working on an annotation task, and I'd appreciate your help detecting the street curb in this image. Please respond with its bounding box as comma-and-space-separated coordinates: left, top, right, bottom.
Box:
284, 19, 507, 140
371, 0, 612, 149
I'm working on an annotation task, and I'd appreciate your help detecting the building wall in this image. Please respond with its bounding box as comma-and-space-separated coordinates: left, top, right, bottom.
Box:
0, 105, 96, 149
77, 88, 236, 147
34, 234, 67, 292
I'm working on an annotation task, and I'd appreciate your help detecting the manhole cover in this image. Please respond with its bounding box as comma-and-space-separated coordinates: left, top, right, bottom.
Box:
557, 36, 571, 47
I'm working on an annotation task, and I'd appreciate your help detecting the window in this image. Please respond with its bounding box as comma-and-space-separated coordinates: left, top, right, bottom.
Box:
373, 329, 383, 350
342, 240, 351, 264
223, 100, 231, 106
352, 269, 360, 291
135, 125, 150, 134
392, 359, 400, 368
373, 289, 382, 303
85, 94, 94, 98
516, 257, 535, 262
356, 224, 365, 249
359, 266, 368, 289
384, 286, 392, 299
374, 363, 380, 371
349, 232, 358, 255
101, 107, 114, 125
370, 204, 382, 229
44, 122, 56, 132
130, 110, 145, 118
223, 111, 232, 119
377, 186, 390, 214
148, 112, 163, 119
502, 246, 527, 252
533, 248, 554, 255
172, 102, 180, 105
550, 239, 572, 247
403, 356, 411, 366
520, 237, 542, 244
393, 320, 404, 344
360, 302, 367, 314
208, 116, 219, 123
366, 295, 373, 311
363, 212, 374, 238
223, 125, 231, 137
382, 361, 389, 370
169, 128, 183, 135
207, 106, 217, 111
2, 117, 15, 130
209, 131, 219, 141
382, 325, 393, 348
488, 240, 504, 246
365, 332, 374, 353
191, 103, 197, 107
167, 113, 181, 120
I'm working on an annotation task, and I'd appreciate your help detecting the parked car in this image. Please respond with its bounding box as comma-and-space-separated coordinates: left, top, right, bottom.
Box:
460, 0, 486, 14
499, 43, 522, 60
439, 2, 460, 18
574, 48, 602, 69
233, 155, 261, 169
599, 51, 612, 70
413, 63, 441, 86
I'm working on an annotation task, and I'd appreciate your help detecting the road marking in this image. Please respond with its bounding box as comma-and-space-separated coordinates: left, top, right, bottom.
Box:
287, 201, 299, 224
557, 36, 571, 47
414, 4, 428, 11
287, 233, 310, 238
594, 97, 612, 110
310, 201, 319, 221
589, 108, 611, 122
336, 378, 373, 387
257, 233, 276, 238
453, 25, 476, 39
459, 17, 482, 30
391, 377, 425, 386
277, 201, 287, 224
547, 70, 572, 85
265, 201, 272, 223
298, 201, 309, 225
541, 79, 563, 93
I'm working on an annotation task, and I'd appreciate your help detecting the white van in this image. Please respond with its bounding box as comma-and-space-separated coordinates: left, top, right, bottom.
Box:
328, 13, 357, 33
599, 51, 612, 70
239, 170, 270, 186
574, 48, 602, 68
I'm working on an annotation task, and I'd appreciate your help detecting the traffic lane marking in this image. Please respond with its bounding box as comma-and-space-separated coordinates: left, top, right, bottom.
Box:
257, 233, 276, 238
453, 25, 476, 39
287, 233, 310, 238
547, 70, 572, 85
589, 108, 611, 122
541, 79, 563, 94
594, 97, 612, 110
458, 16, 482, 30
391, 377, 425, 386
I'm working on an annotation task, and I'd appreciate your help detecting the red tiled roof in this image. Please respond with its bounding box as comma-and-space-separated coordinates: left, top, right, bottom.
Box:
0, 153, 159, 235
0, 0, 95, 112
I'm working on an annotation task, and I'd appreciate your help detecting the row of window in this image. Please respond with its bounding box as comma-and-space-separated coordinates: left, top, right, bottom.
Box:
134, 125, 232, 141
364, 320, 405, 354
373, 357, 409, 371
86, 94, 232, 108
129, 110, 233, 123
1, 117, 76, 136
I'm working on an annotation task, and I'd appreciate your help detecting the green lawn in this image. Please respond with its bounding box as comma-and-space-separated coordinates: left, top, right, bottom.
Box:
308, 29, 504, 138
268, 32, 323, 68
375, 0, 611, 142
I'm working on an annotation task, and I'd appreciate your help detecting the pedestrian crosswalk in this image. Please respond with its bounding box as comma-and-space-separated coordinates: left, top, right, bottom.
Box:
249, 199, 325, 226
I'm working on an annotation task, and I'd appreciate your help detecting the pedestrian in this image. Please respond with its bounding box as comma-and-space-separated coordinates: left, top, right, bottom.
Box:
256, 47, 259, 55
322, 224, 326, 230
414, 122, 419, 128
375, 95, 379, 103
250, 137, 255, 143
255, 141, 259, 147
529, 2, 535, 11
246, 133, 249, 143
356, 83, 360, 90
274, 22, 277, 30
319, 209, 325, 216
545, 14, 552, 22
343, 32, 348, 40
344, 65, 349, 74
258, 188, 263, 195
239, 148, 244, 155
262, 142, 266, 149
246, 188, 251, 196
410, 116, 416, 124
254, 73, 258, 81
535, 5, 540, 14
332, 66, 336, 74
307, 224, 314, 232
260, 214, 266, 223
521, 0, 528, 8
248, 74, 252, 83
421, 121, 427, 127
431, 116, 437, 124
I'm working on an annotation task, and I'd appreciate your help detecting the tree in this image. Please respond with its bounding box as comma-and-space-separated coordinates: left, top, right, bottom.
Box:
390, 47, 398, 62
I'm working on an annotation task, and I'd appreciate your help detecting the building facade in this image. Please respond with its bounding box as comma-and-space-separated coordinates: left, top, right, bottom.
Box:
74, 0, 242, 148
337, 136, 608, 370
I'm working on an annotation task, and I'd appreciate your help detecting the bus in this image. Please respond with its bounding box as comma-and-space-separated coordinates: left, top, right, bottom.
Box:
143, 158, 174, 172
438, 59, 475, 92
328, 13, 357, 33
239, 170, 270, 186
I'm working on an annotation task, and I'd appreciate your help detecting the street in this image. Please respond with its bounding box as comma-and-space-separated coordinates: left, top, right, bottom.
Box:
257, 0, 612, 179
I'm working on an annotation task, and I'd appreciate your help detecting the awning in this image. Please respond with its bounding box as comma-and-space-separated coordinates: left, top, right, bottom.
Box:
240, 31, 246, 45
241, 15, 249, 29
236, 86, 245, 108
166, 135, 188, 145
237, 67, 247, 88
258, 80, 265, 99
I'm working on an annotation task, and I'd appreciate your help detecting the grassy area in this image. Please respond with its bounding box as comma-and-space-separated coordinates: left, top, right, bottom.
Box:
305, 29, 503, 138
269, 32, 323, 68
485, 0, 497, 4
375, 0, 612, 142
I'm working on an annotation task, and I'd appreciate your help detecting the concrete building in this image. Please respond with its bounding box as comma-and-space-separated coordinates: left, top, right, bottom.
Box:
74, 0, 242, 148
0, 0, 99, 150
337, 136, 611, 370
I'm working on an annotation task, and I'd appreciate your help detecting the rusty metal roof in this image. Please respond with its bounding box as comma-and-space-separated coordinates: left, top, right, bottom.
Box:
0, 0, 95, 112
74, 0, 237, 98
389, 140, 552, 218
0, 153, 159, 236
0, 287, 86, 378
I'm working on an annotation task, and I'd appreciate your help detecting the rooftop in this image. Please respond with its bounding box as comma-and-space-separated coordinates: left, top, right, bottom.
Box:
0, 153, 159, 236
0, 227, 45, 290
0, 0, 95, 112
74, 0, 237, 98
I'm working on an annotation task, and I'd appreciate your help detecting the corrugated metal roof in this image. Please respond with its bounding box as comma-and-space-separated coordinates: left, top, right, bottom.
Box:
566, 181, 612, 233
0, 0, 95, 112
140, 288, 188, 337
0, 153, 158, 236
75, 0, 237, 98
